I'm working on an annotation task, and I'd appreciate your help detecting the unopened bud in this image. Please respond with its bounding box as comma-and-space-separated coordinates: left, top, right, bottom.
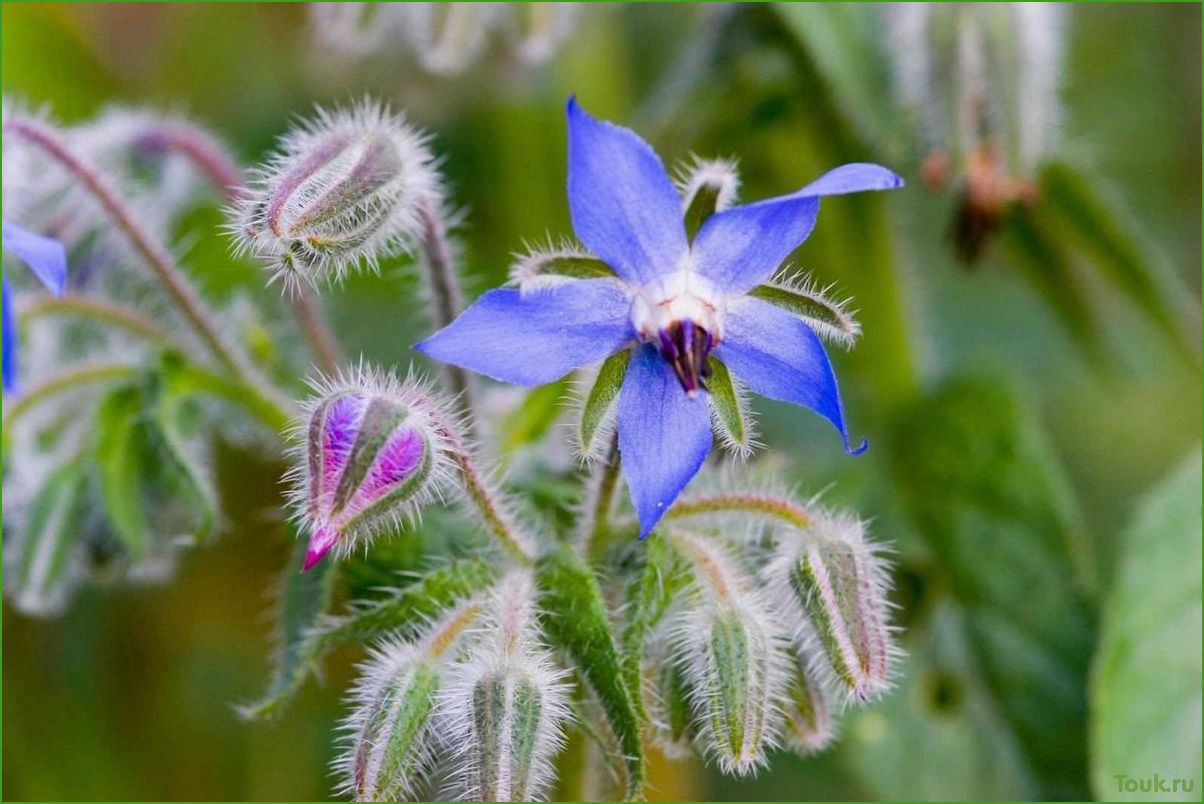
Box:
337, 603, 481, 801
682, 603, 785, 776
440, 571, 570, 802
234, 102, 440, 290
646, 633, 693, 759
291, 369, 447, 571
770, 511, 896, 703
669, 530, 788, 777
782, 657, 836, 757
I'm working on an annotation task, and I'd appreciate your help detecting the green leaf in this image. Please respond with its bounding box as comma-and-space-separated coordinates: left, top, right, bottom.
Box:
94, 377, 216, 559
242, 557, 494, 722
95, 387, 149, 559
578, 350, 630, 458
513, 252, 616, 284
239, 534, 338, 721
537, 544, 643, 800
10, 461, 90, 615
499, 377, 572, 454
1091, 450, 1201, 801
889, 376, 1097, 799
706, 359, 751, 454
305, 558, 497, 659
619, 535, 690, 718
1038, 161, 1197, 365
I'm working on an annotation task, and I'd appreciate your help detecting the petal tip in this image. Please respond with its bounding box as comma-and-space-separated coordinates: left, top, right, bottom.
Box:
847, 437, 869, 456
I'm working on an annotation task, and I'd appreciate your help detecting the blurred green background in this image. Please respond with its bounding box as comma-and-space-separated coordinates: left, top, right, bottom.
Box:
3, 3, 1200, 801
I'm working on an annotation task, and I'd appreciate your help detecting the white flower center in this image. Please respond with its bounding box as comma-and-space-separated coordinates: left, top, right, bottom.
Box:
630, 269, 726, 395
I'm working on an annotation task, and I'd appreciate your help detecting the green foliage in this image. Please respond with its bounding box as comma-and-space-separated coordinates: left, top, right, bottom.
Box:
94, 376, 215, 560
889, 376, 1097, 798
536, 544, 644, 800
499, 377, 572, 454
1091, 451, 1202, 801
579, 350, 630, 457
240, 535, 338, 722
619, 535, 690, 717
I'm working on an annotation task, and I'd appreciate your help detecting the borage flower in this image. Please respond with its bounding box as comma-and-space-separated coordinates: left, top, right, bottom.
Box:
2, 219, 67, 393
417, 99, 902, 536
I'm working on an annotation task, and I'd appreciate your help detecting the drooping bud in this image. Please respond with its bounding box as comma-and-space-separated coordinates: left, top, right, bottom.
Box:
288, 368, 449, 571
233, 102, 441, 291
439, 571, 570, 802
767, 510, 897, 703
782, 656, 837, 757
669, 531, 789, 776
336, 602, 482, 802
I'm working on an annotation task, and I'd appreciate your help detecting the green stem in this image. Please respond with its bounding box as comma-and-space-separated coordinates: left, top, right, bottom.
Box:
2, 363, 140, 428
665, 492, 815, 530
425, 405, 534, 566
584, 436, 621, 564
20, 295, 178, 348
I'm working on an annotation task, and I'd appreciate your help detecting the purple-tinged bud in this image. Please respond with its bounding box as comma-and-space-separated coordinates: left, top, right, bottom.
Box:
288, 369, 449, 570
767, 511, 898, 704
233, 102, 441, 291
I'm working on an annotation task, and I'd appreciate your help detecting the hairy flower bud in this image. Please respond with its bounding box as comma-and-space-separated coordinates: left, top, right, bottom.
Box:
782, 657, 836, 757
669, 532, 789, 776
233, 102, 440, 290
440, 572, 570, 802
767, 511, 897, 703
288, 368, 449, 571
336, 603, 482, 801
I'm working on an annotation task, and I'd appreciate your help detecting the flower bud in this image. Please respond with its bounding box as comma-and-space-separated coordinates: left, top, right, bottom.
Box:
669, 532, 789, 776
337, 603, 482, 802
290, 369, 448, 571
646, 631, 693, 759
440, 572, 570, 802
782, 657, 836, 757
768, 511, 896, 703
234, 102, 440, 290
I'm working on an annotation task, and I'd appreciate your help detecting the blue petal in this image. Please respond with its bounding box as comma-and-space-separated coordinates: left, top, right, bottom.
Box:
617, 344, 713, 538
415, 279, 634, 386
566, 98, 687, 285
714, 297, 866, 454
2, 219, 67, 296
2, 278, 16, 394
797, 163, 905, 198
692, 162, 904, 294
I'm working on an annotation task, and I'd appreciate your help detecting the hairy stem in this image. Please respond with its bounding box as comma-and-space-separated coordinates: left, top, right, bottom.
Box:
666, 492, 815, 530
21, 295, 177, 348
416, 198, 478, 421
424, 404, 534, 565
144, 122, 246, 202
292, 285, 343, 375
2, 363, 139, 428
584, 436, 622, 563
5, 118, 255, 378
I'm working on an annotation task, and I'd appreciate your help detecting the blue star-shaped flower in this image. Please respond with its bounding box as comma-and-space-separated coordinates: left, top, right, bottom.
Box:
418, 99, 902, 537
3, 219, 68, 393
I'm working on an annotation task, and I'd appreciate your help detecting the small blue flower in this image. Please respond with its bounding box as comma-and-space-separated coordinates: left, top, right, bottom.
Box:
2, 219, 68, 394
417, 99, 902, 537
